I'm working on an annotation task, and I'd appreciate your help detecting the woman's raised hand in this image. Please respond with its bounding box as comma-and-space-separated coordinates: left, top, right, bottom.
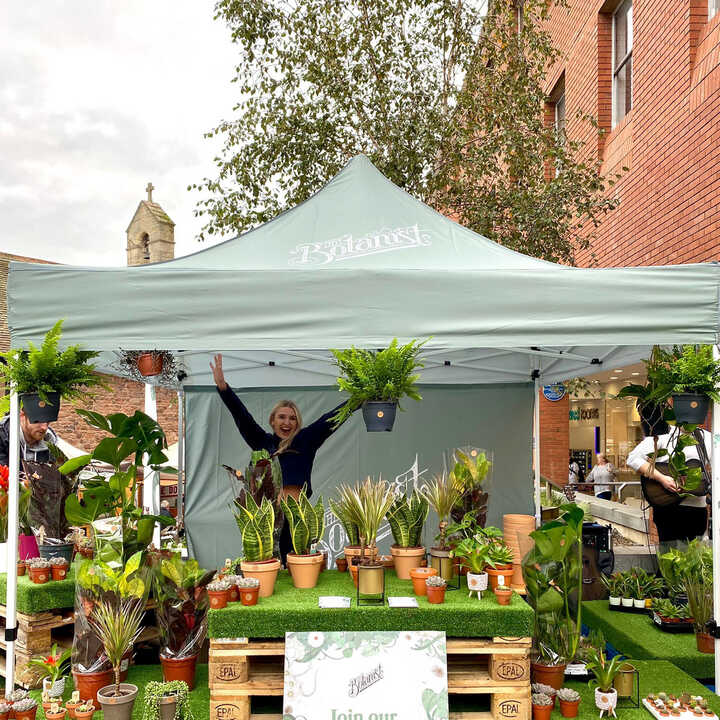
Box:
210, 353, 227, 391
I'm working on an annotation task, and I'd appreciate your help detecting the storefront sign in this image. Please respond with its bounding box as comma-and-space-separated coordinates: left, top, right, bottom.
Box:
283, 631, 448, 720
542, 384, 566, 402
569, 407, 600, 421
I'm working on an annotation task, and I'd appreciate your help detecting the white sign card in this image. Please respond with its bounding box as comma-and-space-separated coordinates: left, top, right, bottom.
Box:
319, 596, 352, 609
283, 631, 449, 720
387, 597, 418, 608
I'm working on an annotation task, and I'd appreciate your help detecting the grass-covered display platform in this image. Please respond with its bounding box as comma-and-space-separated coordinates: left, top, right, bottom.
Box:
208, 569, 533, 638
0, 565, 76, 614
583, 600, 713, 679
5, 659, 716, 719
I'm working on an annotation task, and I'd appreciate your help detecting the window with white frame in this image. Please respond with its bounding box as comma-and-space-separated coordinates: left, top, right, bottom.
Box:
555, 93, 566, 137
612, 0, 632, 127
710, 0, 720, 21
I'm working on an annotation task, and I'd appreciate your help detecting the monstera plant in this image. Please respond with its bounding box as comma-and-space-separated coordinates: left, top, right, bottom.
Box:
281, 488, 326, 589
522, 503, 584, 685
233, 495, 281, 597
387, 489, 429, 579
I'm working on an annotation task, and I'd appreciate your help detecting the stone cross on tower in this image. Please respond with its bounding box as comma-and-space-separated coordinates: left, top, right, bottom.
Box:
146, 182, 155, 202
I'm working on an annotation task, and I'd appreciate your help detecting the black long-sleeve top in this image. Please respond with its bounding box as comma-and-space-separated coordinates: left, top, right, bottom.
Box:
217, 386, 346, 496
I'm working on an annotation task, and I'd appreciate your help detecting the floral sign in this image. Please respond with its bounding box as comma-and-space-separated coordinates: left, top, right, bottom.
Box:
283, 631, 448, 720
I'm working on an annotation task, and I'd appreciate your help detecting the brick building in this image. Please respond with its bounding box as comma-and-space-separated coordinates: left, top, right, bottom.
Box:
538, 0, 720, 484
1, 184, 179, 452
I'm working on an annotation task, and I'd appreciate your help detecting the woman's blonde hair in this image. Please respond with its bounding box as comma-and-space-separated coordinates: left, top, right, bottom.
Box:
269, 400, 303, 453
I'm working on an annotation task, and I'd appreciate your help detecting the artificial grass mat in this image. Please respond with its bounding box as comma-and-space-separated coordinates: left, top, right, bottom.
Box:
0, 565, 76, 614
11, 659, 718, 719
583, 600, 713, 679
209, 569, 534, 638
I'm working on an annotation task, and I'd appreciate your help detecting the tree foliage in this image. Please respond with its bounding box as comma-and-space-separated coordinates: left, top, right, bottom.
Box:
194, 0, 621, 264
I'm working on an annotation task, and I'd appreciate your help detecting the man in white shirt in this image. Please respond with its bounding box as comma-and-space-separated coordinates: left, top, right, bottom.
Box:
626, 427, 709, 544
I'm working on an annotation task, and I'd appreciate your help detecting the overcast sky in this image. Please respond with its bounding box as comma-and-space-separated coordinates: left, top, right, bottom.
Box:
0, 2, 238, 265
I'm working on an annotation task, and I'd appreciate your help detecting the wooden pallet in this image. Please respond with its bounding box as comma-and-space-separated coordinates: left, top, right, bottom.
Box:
209, 636, 531, 720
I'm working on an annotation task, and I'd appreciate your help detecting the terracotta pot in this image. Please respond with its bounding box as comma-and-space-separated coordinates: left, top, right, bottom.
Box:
559, 698, 580, 718
74, 710, 94, 720
532, 703, 553, 720
379, 555, 394, 569
349, 564, 359, 588
696, 631, 715, 654
137, 353, 163, 377
73, 668, 114, 705
240, 558, 281, 597
0, 712, 8, 720
208, 589, 229, 609
390, 545, 426, 580
240, 586, 259, 606
17, 562, 26, 576
14, 710, 38, 720
335, 557, 348, 572
286, 552, 324, 589
494, 587, 512, 606
28, 566, 49, 584
531, 662, 566, 690
410, 567, 437, 596
160, 653, 198, 690
51, 565, 69, 580
65, 702, 81, 720
97, 683, 138, 720
486, 565, 515, 590
343, 546, 372, 564
46, 711, 67, 720
228, 584, 240, 603
426, 584, 446, 604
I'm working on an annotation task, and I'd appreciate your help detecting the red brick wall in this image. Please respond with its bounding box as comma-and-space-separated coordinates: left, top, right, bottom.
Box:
52, 375, 178, 452
539, 391, 569, 485
542, 0, 720, 267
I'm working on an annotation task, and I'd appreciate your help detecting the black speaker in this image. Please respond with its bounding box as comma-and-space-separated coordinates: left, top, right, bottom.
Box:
581, 522, 614, 600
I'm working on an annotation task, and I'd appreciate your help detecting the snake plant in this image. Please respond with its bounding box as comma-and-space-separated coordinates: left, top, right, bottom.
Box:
233, 495, 275, 562
280, 488, 325, 555
386, 489, 429, 548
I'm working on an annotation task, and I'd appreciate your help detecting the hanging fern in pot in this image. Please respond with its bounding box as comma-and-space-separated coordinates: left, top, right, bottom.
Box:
330, 338, 427, 432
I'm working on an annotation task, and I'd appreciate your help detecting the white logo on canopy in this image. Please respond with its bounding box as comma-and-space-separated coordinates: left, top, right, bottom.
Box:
289, 224, 431, 266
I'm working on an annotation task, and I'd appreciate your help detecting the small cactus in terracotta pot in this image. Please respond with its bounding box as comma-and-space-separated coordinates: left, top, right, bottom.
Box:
27, 558, 51, 584
237, 576, 260, 606
50, 556, 69, 580
207, 579, 231, 609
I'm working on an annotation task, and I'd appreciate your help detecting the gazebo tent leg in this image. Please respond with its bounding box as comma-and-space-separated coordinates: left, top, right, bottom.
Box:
177, 389, 185, 531
533, 377, 541, 527
712, 346, 720, 693
143, 383, 161, 549
5, 390, 21, 697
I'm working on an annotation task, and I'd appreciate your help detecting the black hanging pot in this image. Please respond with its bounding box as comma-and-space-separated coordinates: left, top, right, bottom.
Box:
21, 392, 61, 422
362, 401, 397, 432
671, 393, 710, 425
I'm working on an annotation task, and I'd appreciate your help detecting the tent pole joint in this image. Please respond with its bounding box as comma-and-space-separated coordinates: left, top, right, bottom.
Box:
4, 627, 17, 642
705, 620, 720, 639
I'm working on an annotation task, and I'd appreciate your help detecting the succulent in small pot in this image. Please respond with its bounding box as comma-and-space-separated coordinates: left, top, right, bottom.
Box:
65, 693, 82, 720
17, 560, 26, 576
207, 578, 232, 609
73, 703, 95, 720
45, 703, 66, 720
532, 684, 557, 707
335, 556, 348, 572
425, 574, 447, 604
224, 575, 241, 602
11, 699, 38, 720
50, 556, 70, 580
557, 688, 581, 718
236, 576, 261, 606
27, 557, 51, 583
532, 693, 553, 720
8, 690, 29, 703
486, 542, 515, 589
494, 585, 512, 606
0, 702, 10, 720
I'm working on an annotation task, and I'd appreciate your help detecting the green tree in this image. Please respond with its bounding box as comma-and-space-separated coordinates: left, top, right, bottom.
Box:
194, 0, 620, 264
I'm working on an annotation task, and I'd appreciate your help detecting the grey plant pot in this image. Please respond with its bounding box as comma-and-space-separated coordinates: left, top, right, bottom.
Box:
362, 401, 397, 432
38, 543, 74, 564
671, 393, 709, 425
21, 392, 61, 423
159, 695, 178, 720
97, 683, 138, 720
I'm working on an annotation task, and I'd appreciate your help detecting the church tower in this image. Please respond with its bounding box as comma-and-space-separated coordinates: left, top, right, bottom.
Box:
126, 182, 175, 266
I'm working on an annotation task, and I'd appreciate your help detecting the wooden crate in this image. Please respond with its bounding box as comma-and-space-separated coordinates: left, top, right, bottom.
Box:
209, 636, 531, 720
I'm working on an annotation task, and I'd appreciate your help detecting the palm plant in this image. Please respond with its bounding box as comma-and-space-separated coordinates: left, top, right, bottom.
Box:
421, 473, 461, 550
232, 495, 276, 562
280, 488, 325, 555
90, 599, 145, 696
334, 478, 394, 562
386, 489, 429, 548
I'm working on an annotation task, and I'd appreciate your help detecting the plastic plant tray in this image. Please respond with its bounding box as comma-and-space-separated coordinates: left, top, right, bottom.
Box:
643, 698, 717, 720
651, 612, 695, 634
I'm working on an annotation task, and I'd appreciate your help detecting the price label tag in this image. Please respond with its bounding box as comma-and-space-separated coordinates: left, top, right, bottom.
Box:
318, 596, 351, 609
497, 575, 505, 587
388, 596, 418, 608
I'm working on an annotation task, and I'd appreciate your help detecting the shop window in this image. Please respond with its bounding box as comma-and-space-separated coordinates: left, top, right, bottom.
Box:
612, 0, 633, 127
711, 0, 720, 20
